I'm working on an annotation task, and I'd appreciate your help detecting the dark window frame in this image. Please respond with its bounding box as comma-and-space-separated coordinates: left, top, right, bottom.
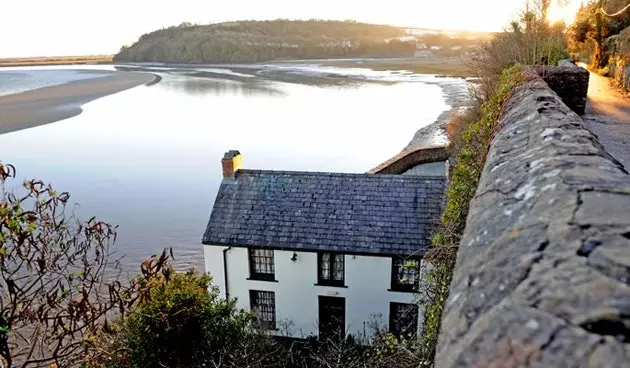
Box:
389, 302, 419, 337
249, 290, 276, 330
248, 248, 275, 281
317, 252, 345, 287
390, 256, 420, 292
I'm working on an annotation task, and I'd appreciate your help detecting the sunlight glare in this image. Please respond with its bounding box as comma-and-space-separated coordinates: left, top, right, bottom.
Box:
547, 0, 581, 25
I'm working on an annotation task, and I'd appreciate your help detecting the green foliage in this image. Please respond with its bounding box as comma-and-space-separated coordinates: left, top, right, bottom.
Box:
287, 332, 428, 368
95, 269, 257, 368
114, 20, 418, 63
419, 66, 525, 363
88, 263, 429, 368
568, 0, 630, 68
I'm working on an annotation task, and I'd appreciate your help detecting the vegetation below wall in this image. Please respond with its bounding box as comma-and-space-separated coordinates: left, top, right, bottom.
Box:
420, 66, 525, 361
417, 1, 565, 362
86, 262, 431, 368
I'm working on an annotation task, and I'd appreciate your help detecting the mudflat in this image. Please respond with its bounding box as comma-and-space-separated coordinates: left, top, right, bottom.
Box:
0, 71, 154, 134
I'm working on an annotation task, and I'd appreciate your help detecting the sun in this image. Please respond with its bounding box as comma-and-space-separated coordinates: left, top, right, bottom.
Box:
547, 0, 580, 25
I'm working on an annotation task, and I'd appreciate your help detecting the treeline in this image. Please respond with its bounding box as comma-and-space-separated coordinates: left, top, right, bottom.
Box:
568, 0, 630, 68
114, 20, 417, 63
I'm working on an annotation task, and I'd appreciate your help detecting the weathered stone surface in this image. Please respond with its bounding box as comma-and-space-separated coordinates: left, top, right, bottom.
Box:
435, 74, 630, 367
528, 63, 590, 115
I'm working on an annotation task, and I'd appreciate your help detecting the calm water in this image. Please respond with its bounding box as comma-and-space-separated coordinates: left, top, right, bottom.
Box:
0, 64, 459, 273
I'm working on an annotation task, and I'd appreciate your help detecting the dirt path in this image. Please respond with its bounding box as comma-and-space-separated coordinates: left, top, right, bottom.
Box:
580, 66, 630, 170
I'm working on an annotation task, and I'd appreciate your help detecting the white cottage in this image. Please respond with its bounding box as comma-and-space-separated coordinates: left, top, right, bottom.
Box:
203, 150, 445, 340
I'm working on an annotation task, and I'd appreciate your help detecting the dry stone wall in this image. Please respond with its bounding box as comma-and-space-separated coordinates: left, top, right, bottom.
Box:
434, 73, 630, 366
529, 62, 590, 115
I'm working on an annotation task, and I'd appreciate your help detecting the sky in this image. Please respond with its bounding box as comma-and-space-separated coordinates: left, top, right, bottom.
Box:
0, 0, 581, 57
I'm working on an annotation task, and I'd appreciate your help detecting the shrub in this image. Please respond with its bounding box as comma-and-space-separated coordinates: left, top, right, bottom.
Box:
90, 267, 285, 368
0, 163, 144, 368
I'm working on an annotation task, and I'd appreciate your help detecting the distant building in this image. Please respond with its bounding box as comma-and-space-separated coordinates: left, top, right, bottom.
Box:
315, 40, 359, 48
387, 36, 417, 43
414, 50, 435, 59
202, 151, 446, 340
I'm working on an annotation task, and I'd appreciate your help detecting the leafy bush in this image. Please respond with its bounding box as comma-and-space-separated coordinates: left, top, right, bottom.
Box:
90, 268, 287, 368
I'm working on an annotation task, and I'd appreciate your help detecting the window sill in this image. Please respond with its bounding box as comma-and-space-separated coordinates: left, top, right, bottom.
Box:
247, 277, 278, 283
314, 283, 348, 288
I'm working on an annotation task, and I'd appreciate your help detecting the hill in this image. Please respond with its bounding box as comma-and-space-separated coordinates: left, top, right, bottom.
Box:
114, 20, 486, 64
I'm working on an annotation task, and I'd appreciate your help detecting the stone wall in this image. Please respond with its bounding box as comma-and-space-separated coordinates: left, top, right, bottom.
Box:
529, 62, 590, 115
435, 74, 630, 366
605, 27, 630, 91
368, 146, 449, 175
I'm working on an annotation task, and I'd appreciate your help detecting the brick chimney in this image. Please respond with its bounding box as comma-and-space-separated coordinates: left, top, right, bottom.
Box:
221, 150, 242, 180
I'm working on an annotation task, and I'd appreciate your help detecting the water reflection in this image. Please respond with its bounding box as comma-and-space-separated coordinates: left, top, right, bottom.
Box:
158, 75, 285, 97
114, 65, 285, 96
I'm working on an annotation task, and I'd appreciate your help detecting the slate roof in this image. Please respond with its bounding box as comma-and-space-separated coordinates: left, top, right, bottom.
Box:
203, 170, 446, 256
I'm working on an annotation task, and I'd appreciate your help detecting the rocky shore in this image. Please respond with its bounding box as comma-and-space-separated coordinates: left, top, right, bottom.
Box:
405, 77, 471, 150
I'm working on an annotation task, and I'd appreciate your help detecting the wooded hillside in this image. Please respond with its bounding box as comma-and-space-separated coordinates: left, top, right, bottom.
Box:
114, 20, 417, 63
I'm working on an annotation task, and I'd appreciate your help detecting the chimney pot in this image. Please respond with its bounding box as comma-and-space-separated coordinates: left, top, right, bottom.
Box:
221, 150, 242, 180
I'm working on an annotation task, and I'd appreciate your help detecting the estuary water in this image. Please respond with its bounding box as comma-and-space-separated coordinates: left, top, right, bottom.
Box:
0, 63, 463, 273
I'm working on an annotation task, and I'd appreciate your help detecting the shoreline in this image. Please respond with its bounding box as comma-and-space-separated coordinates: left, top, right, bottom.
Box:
404, 78, 471, 150
0, 56, 113, 68
0, 70, 155, 135
116, 57, 472, 85
0, 61, 469, 154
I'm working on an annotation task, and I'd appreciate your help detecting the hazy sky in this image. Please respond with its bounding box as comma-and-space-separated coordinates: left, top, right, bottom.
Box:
0, 0, 578, 57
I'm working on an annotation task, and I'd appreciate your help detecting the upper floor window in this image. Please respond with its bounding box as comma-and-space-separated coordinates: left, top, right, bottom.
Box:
391, 257, 420, 292
389, 302, 419, 337
250, 290, 276, 329
318, 253, 344, 286
249, 249, 275, 281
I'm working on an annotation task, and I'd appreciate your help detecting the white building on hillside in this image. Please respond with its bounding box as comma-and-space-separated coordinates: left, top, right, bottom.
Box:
203, 151, 445, 340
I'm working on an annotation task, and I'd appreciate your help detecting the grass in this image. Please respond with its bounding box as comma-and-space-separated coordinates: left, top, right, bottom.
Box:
0, 55, 113, 67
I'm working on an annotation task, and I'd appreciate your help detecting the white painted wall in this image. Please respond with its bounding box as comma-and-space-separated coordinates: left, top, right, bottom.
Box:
204, 245, 428, 340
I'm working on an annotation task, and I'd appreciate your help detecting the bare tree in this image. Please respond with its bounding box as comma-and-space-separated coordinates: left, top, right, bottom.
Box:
0, 163, 166, 367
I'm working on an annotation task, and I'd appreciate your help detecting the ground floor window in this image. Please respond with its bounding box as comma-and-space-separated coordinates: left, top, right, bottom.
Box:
389, 302, 419, 337
250, 290, 276, 329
